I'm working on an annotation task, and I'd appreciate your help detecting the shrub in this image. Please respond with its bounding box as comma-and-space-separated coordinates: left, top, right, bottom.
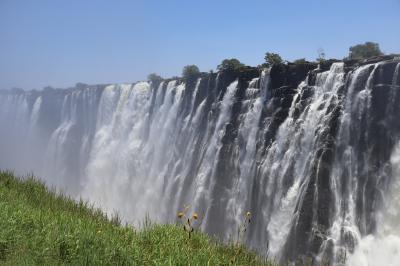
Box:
182, 65, 200, 82
264, 52, 283, 67
293, 58, 307, 64
147, 73, 163, 87
217, 58, 245, 72
348, 42, 383, 59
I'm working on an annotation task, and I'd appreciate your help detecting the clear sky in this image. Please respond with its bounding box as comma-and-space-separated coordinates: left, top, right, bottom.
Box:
1, 0, 399, 90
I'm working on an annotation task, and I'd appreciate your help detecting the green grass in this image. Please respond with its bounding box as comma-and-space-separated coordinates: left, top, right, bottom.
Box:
0, 171, 271, 265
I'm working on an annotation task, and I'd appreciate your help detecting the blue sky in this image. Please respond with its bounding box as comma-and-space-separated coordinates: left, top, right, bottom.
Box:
1, 0, 399, 89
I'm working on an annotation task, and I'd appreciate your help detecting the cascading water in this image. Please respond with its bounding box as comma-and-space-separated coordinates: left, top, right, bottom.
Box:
0, 58, 399, 265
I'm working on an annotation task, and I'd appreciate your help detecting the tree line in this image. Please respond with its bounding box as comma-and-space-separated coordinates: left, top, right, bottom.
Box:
148, 42, 387, 84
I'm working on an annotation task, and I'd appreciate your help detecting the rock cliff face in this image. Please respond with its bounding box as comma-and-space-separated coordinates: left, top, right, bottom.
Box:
1, 56, 399, 264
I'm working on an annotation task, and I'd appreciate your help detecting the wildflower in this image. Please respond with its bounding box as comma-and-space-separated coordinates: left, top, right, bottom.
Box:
177, 205, 200, 239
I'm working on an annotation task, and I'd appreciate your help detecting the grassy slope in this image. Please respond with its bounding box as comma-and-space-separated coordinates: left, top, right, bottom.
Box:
0, 171, 271, 265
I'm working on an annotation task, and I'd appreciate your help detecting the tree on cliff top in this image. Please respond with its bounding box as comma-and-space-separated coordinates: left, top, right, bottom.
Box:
349, 42, 383, 59
264, 52, 283, 67
182, 65, 200, 82
217, 58, 245, 72
147, 73, 163, 87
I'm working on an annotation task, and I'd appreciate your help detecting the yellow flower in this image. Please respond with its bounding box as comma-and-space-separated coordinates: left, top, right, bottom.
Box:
97, 230, 101, 234
192, 213, 199, 220
177, 212, 184, 218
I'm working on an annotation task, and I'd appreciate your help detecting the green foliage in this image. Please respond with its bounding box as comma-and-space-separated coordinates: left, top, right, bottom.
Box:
217, 58, 245, 72
349, 42, 383, 59
182, 65, 200, 81
147, 73, 163, 86
292, 58, 307, 64
264, 52, 283, 66
0, 171, 271, 265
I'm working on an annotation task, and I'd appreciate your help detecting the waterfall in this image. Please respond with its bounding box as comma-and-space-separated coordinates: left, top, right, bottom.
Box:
346, 142, 400, 266
1, 59, 399, 264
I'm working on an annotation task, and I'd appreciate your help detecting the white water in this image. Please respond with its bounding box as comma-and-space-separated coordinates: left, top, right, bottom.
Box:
346, 63, 400, 266
226, 73, 269, 239
264, 63, 345, 257
347, 142, 400, 266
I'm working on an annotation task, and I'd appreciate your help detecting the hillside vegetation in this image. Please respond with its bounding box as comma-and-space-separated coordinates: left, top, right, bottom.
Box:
0, 171, 270, 265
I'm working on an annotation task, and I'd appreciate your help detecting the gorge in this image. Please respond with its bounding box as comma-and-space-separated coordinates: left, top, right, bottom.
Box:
1, 57, 400, 265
